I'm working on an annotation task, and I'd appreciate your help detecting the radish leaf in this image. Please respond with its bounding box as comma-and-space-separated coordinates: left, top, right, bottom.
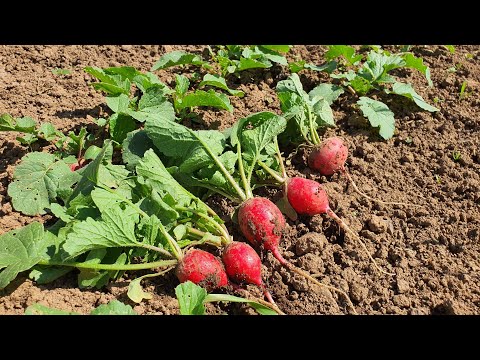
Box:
0, 222, 52, 289
389, 82, 439, 112
357, 97, 395, 139
7, 152, 79, 216
199, 74, 244, 97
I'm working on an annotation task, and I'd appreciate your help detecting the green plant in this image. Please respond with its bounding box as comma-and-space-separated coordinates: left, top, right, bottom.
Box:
459, 81, 469, 99
175, 281, 279, 315
452, 150, 462, 161
51, 68, 71, 76
276, 46, 439, 140
208, 45, 291, 77
25, 299, 137, 315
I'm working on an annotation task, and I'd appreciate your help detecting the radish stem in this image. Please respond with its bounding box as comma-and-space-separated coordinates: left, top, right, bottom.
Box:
38, 259, 178, 271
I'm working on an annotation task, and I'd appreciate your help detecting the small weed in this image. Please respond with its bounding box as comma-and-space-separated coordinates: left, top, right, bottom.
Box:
452, 150, 462, 161
51, 68, 71, 76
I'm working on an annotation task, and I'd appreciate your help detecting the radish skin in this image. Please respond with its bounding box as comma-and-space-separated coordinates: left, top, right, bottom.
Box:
222, 241, 278, 308
176, 249, 228, 291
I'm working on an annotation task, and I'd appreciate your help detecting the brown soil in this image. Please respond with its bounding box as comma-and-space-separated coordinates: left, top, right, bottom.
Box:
0, 45, 479, 315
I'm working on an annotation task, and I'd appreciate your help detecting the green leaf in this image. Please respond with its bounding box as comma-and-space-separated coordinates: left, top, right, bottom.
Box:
84, 66, 131, 95
237, 57, 271, 71
66, 140, 113, 207
359, 51, 405, 83
84, 145, 103, 161
38, 123, 57, 141
128, 86, 176, 123
109, 114, 137, 144
290, 60, 337, 74
357, 97, 395, 140
0, 113, 16, 130
199, 74, 244, 97
175, 74, 190, 97
204, 293, 277, 315
136, 149, 195, 208
106, 94, 130, 113
444, 45, 455, 54
29, 265, 72, 284
25, 303, 80, 315
255, 46, 288, 65
63, 204, 139, 259
176, 89, 233, 112
7, 152, 79, 216
234, 112, 287, 178
48, 203, 74, 223
51, 68, 71, 76
144, 117, 226, 172
127, 273, 156, 303
122, 129, 155, 170
308, 83, 344, 105
311, 98, 335, 127
104, 66, 140, 80
151, 51, 205, 71
78, 249, 127, 289
17, 133, 38, 145
260, 45, 291, 53
349, 75, 375, 95
0, 222, 51, 289
325, 45, 363, 65
15, 117, 37, 132
390, 82, 439, 112
90, 300, 137, 315
175, 281, 207, 315
133, 72, 171, 93
402, 53, 433, 87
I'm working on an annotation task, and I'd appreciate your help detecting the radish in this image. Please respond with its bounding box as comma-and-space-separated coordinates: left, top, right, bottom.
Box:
308, 137, 348, 176
69, 158, 86, 172
176, 249, 228, 291
308, 136, 418, 207
221, 241, 277, 305
238, 196, 357, 314
286, 176, 394, 276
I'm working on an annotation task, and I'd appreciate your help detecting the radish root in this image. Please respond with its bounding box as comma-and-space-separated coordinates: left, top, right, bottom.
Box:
326, 209, 395, 276
272, 248, 358, 315
342, 168, 424, 208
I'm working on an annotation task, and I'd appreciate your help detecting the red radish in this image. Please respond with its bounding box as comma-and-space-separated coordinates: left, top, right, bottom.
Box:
238, 196, 357, 314
308, 136, 418, 207
175, 249, 228, 291
286, 176, 394, 276
308, 137, 348, 176
69, 158, 87, 172
222, 241, 263, 286
222, 241, 277, 305
70, 162, 81, 171
238, 197, 285, 257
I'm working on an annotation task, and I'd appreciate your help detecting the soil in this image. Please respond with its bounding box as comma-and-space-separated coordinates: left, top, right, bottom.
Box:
0, 45, 479, 315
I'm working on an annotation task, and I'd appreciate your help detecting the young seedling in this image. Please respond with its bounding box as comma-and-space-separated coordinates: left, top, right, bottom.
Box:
452, 150, 462, 161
